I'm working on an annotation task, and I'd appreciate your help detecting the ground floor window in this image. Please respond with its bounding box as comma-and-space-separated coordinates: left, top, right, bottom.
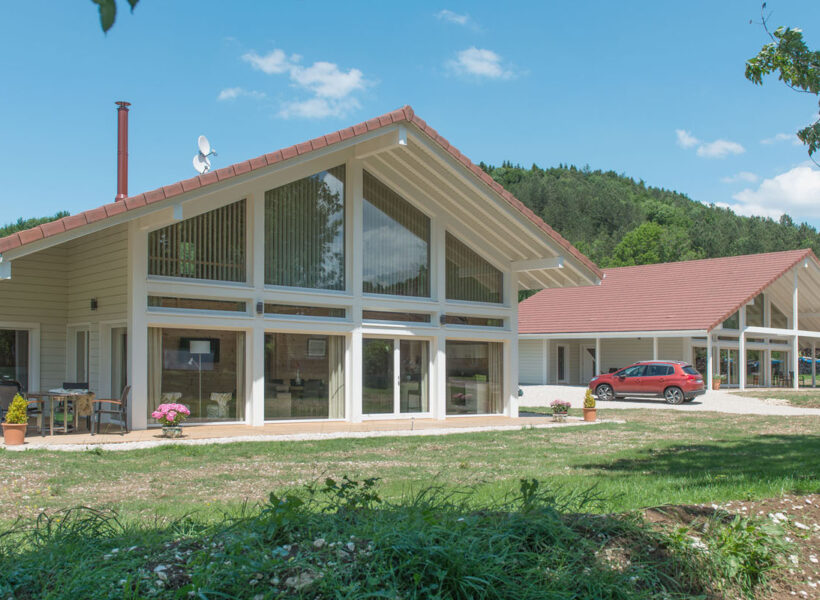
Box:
771, 350, 788, 386
692, 347, 707, 378
147, 328, 245, 423
362, 338, 429, 416
719, 348, 738, 386
445, 341, 503, 415
0, 329, 28, 390
746, 349, 762, 386
264, 333, 345, 420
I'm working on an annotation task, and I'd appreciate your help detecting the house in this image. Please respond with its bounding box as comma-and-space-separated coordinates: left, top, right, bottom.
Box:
0, 105, 602, 429
518, 250, 820, 390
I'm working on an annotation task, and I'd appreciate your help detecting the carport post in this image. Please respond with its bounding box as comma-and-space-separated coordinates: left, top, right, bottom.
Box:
812, 341, 816, 388
652, 337, 658, 360
793, 268, 800, 389
739, 305, 746, 391
706, 335, 713, 390
595, 337, 601, 376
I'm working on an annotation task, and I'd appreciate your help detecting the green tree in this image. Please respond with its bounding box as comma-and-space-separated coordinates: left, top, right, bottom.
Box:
0, 212, 69, 239
91, 0, 139, 33
745, 3, 820, 159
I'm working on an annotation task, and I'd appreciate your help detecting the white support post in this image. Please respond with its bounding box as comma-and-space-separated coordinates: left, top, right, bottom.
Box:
739, 305, 746, 391
127, 221, 149, 430
652, 336, 658, 361
349, 159, 364, 422
793, 268, 800, 389
706, 334, 713, 390
813, 341, 817, 388
250, 191, 265, 426
249, 325, 265, 426
507, 273, 519, 418
542, 339, 548, 385
595, 337, 601, 376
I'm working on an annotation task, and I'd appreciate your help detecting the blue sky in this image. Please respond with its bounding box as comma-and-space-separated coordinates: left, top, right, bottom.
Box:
1, 1, 819, 226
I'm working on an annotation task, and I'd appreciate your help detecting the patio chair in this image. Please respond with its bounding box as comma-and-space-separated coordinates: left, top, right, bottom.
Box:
91, 385, 130, 436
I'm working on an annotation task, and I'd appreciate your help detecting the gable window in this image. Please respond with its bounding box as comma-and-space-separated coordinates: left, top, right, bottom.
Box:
148, 200, 246, 282
362, 172, 430, 297
722, 310, 739, 330
445, 233, 503, 304
746, 294, 764, 328
265, 166, 345, 291
771, 303, 788, 329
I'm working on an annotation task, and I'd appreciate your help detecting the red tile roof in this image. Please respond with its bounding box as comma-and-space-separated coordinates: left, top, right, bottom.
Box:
519, 249, 817, 334
0, 106, 601, 279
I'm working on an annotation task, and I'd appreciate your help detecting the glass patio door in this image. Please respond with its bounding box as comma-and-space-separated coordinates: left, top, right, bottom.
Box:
362, 337, 429, 416
720, 348, 739, 386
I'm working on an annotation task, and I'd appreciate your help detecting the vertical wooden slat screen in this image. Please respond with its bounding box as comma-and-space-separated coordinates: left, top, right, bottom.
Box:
362, 171, 430, 297
445, 232, 503, 303
147, 199, 246, 282
264, 165, 345, 290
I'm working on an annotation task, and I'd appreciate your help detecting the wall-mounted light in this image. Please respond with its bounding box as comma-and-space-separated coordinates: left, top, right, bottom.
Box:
90, 298, 98, 311
256, 301, 264, 315
439, 313, 447, 325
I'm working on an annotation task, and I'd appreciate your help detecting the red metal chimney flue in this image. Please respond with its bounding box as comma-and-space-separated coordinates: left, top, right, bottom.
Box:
115, 101, 131, 201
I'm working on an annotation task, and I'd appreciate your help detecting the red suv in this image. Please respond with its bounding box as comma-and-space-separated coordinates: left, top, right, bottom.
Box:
589, 361, 705, 405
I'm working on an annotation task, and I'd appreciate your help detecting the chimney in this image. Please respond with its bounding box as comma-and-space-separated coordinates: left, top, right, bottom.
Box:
115, 101, 131, 201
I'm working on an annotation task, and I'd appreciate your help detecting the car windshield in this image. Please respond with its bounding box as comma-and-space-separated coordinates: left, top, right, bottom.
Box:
682, 366, 699, 376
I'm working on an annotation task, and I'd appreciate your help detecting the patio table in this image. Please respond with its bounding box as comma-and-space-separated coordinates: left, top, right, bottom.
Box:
26, 390, 95, 436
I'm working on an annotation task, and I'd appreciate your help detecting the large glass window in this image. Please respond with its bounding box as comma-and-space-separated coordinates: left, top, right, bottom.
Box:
363, 172, 430, 297
722, 311, 739, 330
771, 350, 788, 386
771, 304, 788, 329
264, 333, 345, 420
147, 328, 245, 423
747, 295, 764, 327
265, 166, 345, 290
362, 339, 393, 414
746, 349, 762, 386
446, 341, 503, 415
446, 233, 503, 304
148, 200, 246, 282
693, 347, 708, 378
0, 329, 28, 390
720, 348, 738, 386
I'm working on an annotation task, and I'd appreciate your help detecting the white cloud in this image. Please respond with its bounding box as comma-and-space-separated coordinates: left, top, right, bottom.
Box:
719, 165, 820, 220
675, 129, 699, 149
761, 132, 803, 146
217, 87, 265, 101
435, 9, 480, 29
696, 139, 745, 159
721, 171, 759, 184
448, 47, 515, 80
239, 48, 371, 119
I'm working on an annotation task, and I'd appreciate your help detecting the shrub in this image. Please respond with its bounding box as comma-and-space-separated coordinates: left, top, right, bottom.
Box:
150, 403, 191, 427
550, 399, 571, 413
584, 388, 596, 408
4, 394, 28, 424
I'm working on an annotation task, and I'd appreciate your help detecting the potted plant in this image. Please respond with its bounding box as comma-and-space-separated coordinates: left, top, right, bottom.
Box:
583, 389, 597, 422
550, 399, 571, 422
712, 373, 723, 390
151, 403, 191, 438
2, 394, 29, 446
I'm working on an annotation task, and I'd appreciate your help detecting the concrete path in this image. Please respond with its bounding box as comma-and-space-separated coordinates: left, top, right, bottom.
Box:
519, 385, 820, 416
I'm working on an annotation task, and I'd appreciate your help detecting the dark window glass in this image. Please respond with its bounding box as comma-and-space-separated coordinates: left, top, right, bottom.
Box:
264, 304, 346, 318
362, 311, 431, 323
747, 294, 764, 327
264, 166, 345, 290
445, 233, 503, 303
148, 296, 247, 313
683, 366, 699, 376
618, 365, 646, 377
445, 341, 503, 415
443, 315, 504, 327
646, 364, 673, 376
723, 311, 739, 330
771, 304, 788, 329
148, 200, 246, 282
362, 172, 430, 297
0, 329, 28, 390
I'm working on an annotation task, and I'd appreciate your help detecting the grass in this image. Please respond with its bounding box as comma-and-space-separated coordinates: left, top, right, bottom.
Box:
735, 388, 820, 408
1, 409, 819, 527
0, 478, 792, 599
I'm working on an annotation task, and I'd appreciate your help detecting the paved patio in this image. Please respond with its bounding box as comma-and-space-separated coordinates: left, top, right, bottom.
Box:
4, 414, 617, 451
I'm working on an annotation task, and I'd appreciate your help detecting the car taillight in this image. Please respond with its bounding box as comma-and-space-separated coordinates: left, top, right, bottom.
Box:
685, 374, 700, 381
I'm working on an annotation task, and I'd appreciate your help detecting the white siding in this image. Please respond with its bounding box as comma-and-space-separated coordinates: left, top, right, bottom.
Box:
599, 338, 651, 374
518, 339, 545, 384
66, 224, 129, 394
0, 247, 68, 390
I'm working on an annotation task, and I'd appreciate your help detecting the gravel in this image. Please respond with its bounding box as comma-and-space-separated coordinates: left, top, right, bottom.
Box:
519, 385, 820, 416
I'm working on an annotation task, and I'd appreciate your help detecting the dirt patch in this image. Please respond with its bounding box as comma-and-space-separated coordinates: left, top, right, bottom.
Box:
645, 494, 820, 599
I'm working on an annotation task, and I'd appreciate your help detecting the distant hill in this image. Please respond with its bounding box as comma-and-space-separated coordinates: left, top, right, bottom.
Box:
481, 162, 820, 269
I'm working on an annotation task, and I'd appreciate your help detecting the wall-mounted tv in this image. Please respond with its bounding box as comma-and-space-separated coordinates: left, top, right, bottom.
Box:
163, 337, 221, 371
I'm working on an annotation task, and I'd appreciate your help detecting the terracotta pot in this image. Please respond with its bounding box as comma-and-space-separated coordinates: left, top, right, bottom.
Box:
712, 380, 721, 391
2, 423, 27, 446
583, 408, 597, 422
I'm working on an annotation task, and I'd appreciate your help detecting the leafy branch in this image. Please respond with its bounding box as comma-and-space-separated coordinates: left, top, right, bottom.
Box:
91, 0, 139, 33
745, 2, 820, 161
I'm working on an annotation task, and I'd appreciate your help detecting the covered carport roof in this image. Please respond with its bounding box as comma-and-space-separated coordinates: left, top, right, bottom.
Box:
519, 249, 820, 335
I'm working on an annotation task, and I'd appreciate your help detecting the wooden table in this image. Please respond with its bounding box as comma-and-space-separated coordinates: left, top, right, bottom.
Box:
27, 391, 95, 436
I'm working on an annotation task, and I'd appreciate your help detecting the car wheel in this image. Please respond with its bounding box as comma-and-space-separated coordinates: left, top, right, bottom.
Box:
664, 386, 684, 405
596, 384, 614, 401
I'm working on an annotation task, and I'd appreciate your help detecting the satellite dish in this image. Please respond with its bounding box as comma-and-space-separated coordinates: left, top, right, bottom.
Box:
192, 134, 217, 174
193, 153, 211, 175
198, 135, 211, 156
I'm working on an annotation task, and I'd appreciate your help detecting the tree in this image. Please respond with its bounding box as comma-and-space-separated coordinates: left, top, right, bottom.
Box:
91, 0, 139, 33
0, 212, 69, 239
745, 3, 820, 160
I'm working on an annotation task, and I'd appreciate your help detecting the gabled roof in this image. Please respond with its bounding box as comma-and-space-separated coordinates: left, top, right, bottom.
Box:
0, 105, 601, 280
519, 249, 819, 335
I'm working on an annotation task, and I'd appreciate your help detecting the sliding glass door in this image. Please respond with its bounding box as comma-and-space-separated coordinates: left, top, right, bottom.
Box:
362, 337, 429, 416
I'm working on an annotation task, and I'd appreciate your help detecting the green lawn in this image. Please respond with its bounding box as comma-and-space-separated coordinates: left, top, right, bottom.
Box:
2, 408, 819, 527
735, 388, 820, 408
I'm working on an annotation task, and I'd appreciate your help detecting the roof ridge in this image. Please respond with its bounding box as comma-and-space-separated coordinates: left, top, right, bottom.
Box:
602, 248, 813, 273
0, 104, 601, 278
